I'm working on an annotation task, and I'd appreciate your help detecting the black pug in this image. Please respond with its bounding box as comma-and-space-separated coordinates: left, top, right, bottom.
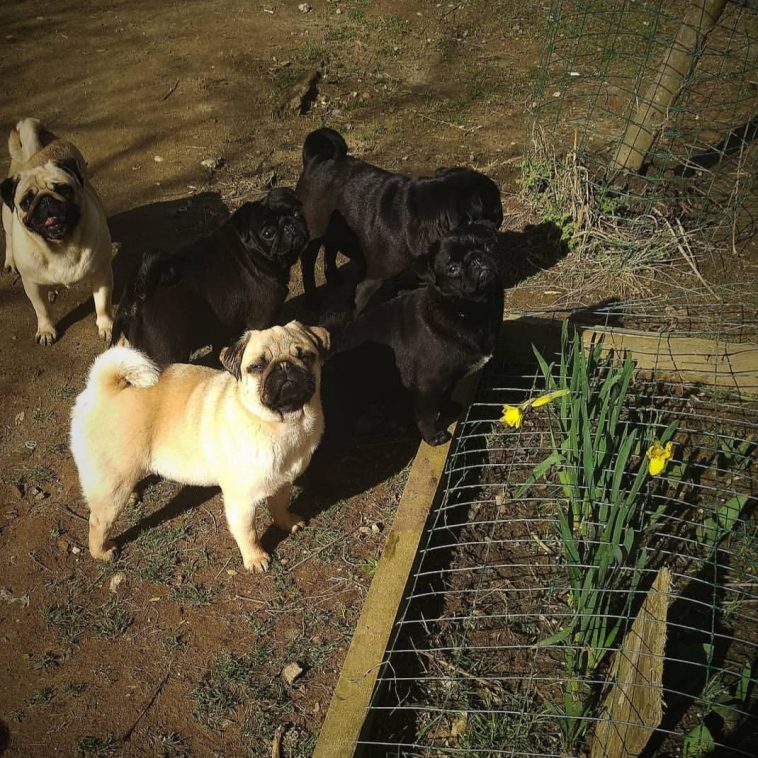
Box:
324, 221, 503, 446
295, 127, 503, 308
113, 188, 308, 366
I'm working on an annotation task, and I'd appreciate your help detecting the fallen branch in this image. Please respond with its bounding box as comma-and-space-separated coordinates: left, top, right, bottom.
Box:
286, 525, 363, 574
418, 650, 503, 694
121, 669, 171, 742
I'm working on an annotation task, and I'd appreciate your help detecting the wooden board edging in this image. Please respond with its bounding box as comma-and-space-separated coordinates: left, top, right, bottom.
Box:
313, 373, 479, 758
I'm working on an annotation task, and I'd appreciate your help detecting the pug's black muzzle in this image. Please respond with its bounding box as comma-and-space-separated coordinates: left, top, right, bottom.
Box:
27, 194, 80, 242
275, 218, 309, 265
262, 361, 316, 413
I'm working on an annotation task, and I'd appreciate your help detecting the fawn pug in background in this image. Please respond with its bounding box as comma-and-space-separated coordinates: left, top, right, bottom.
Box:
70, 321, 329, 572
1, 118, 113, 345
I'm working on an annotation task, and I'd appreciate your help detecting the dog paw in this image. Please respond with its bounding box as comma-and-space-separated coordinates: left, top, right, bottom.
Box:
97, 317, 113, 344
90, 540, 117, 562
35, 325, 58, 346
245, 551, 271, 573
424, 429, 452, 447
275, 514, 306, 534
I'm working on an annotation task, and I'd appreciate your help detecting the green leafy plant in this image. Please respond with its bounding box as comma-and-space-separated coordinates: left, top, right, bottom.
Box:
525, 323, 677, 746
682, 648, 754, 758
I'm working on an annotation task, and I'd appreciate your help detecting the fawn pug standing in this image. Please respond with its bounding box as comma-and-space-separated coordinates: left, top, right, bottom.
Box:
70, 322, 329, 573
1, 118, 113, 345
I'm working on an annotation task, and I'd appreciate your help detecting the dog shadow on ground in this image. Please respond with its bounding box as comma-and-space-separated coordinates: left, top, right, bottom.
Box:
55, 191, 229, 338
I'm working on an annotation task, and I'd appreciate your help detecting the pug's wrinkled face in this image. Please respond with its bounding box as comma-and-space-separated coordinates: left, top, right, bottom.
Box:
430, 222, 502, 301
220, 321, 330, 420
1, 159, 83, 243
233, 188, 310, 269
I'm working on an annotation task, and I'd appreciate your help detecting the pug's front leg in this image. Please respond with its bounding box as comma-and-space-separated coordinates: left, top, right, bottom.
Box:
21, 277, 57, 345
301, 239, 323, 309
267, 483, 305, 534
91, 267, 114, 343
223, 488, 270, 573
413, 387, 451, 447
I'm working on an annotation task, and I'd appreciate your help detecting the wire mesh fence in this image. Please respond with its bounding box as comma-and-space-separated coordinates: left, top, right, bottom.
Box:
522, 0, 757, 272
357, 299, 758, 756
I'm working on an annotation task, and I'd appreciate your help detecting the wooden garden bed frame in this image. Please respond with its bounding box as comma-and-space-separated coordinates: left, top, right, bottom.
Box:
313, 319, 758, 757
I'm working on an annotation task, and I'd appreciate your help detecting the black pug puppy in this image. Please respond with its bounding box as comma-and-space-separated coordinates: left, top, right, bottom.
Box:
295, 127, 503, 308
325, 221, 503, 446
113, 188, 308, 366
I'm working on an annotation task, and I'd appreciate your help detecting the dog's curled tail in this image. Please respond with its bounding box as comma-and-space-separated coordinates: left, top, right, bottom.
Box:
85, 346, 160, 395
302, 127, 348, 166
8, 118, 54, 164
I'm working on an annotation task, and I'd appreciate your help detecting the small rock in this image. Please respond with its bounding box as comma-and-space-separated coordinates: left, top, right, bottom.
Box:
226, 569, 237, 576
109, 572, 126, 593
153, 155, 164, 162
298, 3, 312, 12
281, 661, 303, 685
14, 411, 24, 426
31, 487, 47, 500
201, 156, 225, 171
335, 7, 342, 13
71, 545, 82, 555
371, 522, 382, 534
358, 526, 371, 535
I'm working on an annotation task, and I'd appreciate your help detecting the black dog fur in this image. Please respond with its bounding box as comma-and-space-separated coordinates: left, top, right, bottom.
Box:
295, 127, 503, 308
323, 221, 504, 446
113, 188, 309, 366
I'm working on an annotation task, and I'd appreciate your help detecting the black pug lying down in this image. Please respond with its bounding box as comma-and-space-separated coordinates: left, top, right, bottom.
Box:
113, 188, 309, 366
323, 221, 503, 446
295, 127, 503, 308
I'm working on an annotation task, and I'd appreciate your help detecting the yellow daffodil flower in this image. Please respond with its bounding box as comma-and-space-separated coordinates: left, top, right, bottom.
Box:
647, 440, 673, 476
501, 388, 569, 429
501, 405, 524, 428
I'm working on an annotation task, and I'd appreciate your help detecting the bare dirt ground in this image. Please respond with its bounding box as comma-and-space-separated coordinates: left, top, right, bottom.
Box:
0, 1, 543, 755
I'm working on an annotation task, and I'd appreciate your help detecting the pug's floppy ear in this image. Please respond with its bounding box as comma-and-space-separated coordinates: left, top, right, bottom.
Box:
416, 245, 438, 285
304, 325, 331, 357
56, 158, 84, 187
220, 331, 252, 380
1, 176, 18, 210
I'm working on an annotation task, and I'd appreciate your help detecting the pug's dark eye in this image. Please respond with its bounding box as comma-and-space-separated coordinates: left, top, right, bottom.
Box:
446, 262, 462, 276
296, 346, 315, 363
53, 183, 74, 200
20, 192, 33, 211
261, 226, 276, 241
248, 357, 268, 373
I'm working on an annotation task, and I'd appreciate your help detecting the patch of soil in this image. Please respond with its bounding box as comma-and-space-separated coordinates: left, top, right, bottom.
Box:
0, 1, 547, 754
